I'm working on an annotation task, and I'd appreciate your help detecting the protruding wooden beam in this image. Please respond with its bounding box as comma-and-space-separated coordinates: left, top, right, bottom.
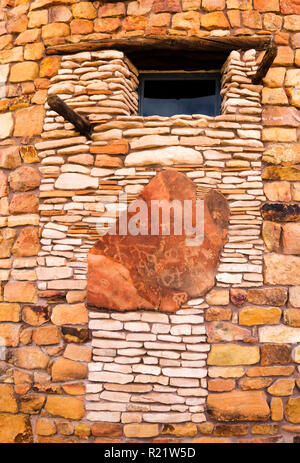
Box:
47, 95, 92, 140
251, 46, 277, 85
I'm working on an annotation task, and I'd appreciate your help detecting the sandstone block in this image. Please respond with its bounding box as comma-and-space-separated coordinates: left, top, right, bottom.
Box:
51, 357, 88, 381
0, 147, 21, 170
4, 282, 37, 303
10, 62, 38, 83
9, 166, 40, 192
0, 112, 13, 139
9, 193, 39, 214
0, 414, 33, 443
239, 306, 281, 325
259, 325, 300, 343
286, 397, 300, 423
14, 106, 45, 138
264, 253, 300, 285
207, 344, 260, 366
12, 227, 40, 257
51, 303, 88, 325
207, 391, 270, 421
12, 346, 49, 369
45, 396, 85, 420
283, 223, 300, 254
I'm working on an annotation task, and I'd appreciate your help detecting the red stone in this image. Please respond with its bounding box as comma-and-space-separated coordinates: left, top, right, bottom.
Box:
230, 288, 247, 306
153, 0, 181, 12
88, 169, 229, 312
263, 106, 300, 127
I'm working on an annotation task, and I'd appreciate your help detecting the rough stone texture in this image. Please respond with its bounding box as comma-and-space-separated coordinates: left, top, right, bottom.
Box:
264, 254, 300, 285
88, 169, 229, 312
207, 391, 270, 421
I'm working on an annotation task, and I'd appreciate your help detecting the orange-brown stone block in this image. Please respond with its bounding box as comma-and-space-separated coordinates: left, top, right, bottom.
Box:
207, 391, 270, 421
4, 282, 37, 303
9, 166, 40, 192
45, 396, 85, 420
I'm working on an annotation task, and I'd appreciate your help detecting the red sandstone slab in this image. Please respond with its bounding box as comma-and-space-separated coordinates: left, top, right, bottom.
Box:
87, 169, 229, 312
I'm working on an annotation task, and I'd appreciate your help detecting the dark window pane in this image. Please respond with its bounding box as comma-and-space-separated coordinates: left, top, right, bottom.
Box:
139, 75, 220, 117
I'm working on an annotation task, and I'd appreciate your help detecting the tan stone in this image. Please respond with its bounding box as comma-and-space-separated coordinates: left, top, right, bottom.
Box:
262, 87, 288, 105
4, 282, 37, 303
207, 391, 270, 421
51, 357, 88, 382
239, 377, 273, 390
10, 62, 38, 83
207, 344, 260, 366
0, 228, 16, 258
268, 379, 295, 396
36, 419, 56, 436
14, 106, 45, 138
289, 286, 300, 308
0, 147, 21, 170
0, 414, 33, 443
124, 424, 159, 438
273, 46, 294, 66
64, 344, 91, 362
22, 305, 49, 326
286, 397, 300, 423
264, 143, 300, 166
262, 128, 297, 142
20, 145, 40, 164
271, 397, 283, 421
32, 326, 60, 345
9, 166, 40, 192
239, 306, 281, 326
161, 422, 197, 436
292, 183, 300, 201
0, 303, 20, 322
42, 23, 70, 40
0, 112, 13, 139
206, 289, 229, 306
259, 325, 300, 343
0, 47, 23, 65
0, 385, 17, 413
72, 2, 97, 19
62, 383, 85, 396
51, 303, 88, 325
12, 227, 40, 257
262, 221, 281, 252
264, 182, 291, 201
283, 223, 300, 254
28, 9, 48, 27
20, 394, 46, 414
45, 396, 85, 420
0, 172, 8, 198
24, 43, 45, 61
284, 309, 300, 327
263, 67, 286, 87
12, 346, 49, 369
264, 253, 300, 285
0, 323, 20, 347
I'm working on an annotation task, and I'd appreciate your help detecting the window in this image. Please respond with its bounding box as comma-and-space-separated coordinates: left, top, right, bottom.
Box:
138, 73, 221, 118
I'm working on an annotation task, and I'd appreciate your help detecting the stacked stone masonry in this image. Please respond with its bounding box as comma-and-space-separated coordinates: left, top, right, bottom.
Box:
0, 0, 299, 444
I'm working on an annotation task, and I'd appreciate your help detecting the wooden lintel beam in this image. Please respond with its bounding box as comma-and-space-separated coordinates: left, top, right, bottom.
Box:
47, 95, 92, 140
46, 35, 272, 56
251, 46, 278, 85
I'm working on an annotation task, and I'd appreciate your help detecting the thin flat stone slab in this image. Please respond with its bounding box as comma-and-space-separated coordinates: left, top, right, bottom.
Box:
87, 169, 229, 313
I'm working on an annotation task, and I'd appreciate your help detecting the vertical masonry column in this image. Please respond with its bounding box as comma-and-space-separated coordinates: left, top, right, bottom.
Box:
35, 48, 264, 428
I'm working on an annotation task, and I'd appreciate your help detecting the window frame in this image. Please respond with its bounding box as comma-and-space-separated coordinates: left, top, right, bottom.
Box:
138, 72, 222, 118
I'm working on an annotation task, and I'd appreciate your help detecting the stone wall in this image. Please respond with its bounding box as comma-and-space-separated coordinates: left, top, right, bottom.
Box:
0, 0, 299, 444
